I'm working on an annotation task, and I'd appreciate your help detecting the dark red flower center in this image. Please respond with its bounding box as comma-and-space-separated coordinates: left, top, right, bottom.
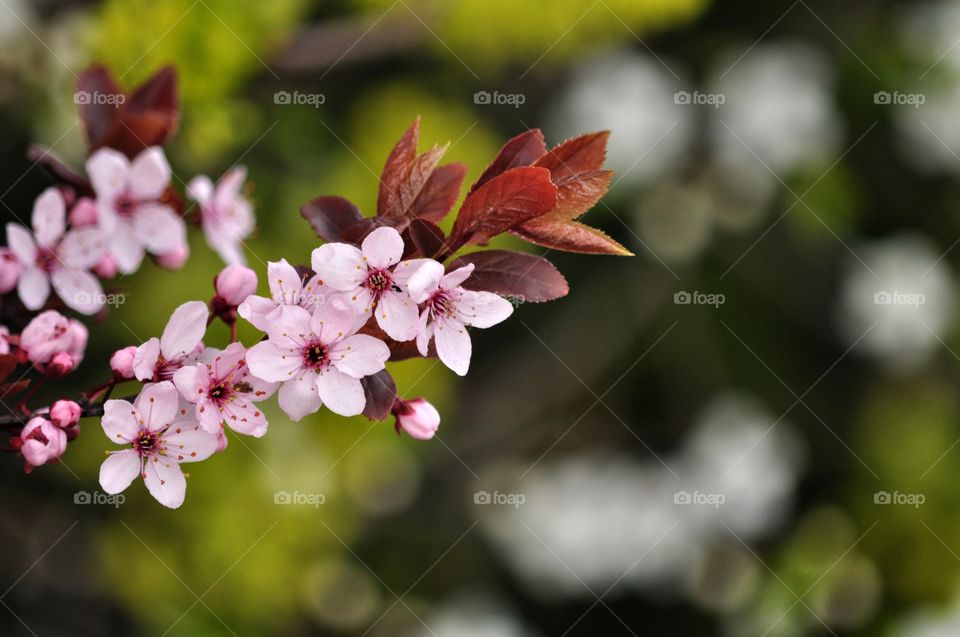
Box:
36, 247, 58, 273
114, 193, 139, 218
303, 341, 328, 371
133, 429, 161, 457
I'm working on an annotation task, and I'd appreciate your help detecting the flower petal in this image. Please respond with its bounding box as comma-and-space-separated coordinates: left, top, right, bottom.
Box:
32, 188, 66, 247
267, 259, 302, 305
86, 148, 129, 201
237, 295, 277, 331
173, 364, 209, 404
143, 455, 186, 509
311, 296, 366, 345
51, 268, 104, 316
361, 226, 404, 269
441, 263, 475, 290
317, 368, 365, 416
17, 267, 50, 311
416, 309, 432, 357
246, 341, 303, 382
211, 342, 246, 379
129, 147, 172, 200
162, 421, 220, 462
434, 317, 471, 376
160, 301, 208, 359
186, 175, 214, 204
58, 227, 106, 270
108, 221, 145, 274
99, 450, 141, 495
101, 398, 140, 443
220, 398, 268, 437
457, 290, 514, 328
132, 204, 185, 255
330, 334, 390, 378
375, 289, 419, 341
310, 242, 366, 291
133, 337, 161, 382
404, 259, 445, 303
134, 381, 180, 433
277, 370, 322, 421
7, 223, 37, 265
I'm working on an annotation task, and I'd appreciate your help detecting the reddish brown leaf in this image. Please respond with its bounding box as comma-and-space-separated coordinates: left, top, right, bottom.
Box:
510, 132, 626, 255
77, 65, 179, 158
469, 129, 547, 194
0, 354, 18, 385
408, 162, 466, 222
0, 380, 29, 399
449, 250, 569, 302
512, 219, 632, 255
535, 131, 608, 182
377, 117, 420, 217
360, 369, 397, 421
404, 219, 446, 259
301, 195, 364, 243
450, 166, 557, 248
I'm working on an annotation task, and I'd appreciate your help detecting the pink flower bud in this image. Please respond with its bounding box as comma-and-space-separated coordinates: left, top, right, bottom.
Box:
155, 245, 189, 269
47, 352, 75, 377
110, 346, 138, 379
92, 254, 118, 279
215, 264, 258, 306
392, 398, 440, 440
19, 417, 67, 469
50, 400, 82, 428
0, 248, 21, 293
68, 197, 98, 226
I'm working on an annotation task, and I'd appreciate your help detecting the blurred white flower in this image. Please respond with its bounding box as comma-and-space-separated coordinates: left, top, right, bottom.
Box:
894, 602, 960, 637
837, 233, 957, 374
548, 51, 694, 187
408, 594, 538, 637
480, 395, 802, 598
709, 41, 841, 197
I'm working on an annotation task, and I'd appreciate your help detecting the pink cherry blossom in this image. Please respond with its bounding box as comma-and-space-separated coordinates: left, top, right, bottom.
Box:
133, 301, 208, 382
187, 166, 255, 265
6, 188, 107, 314
86, 147, 186, 274
311, 227, 424, 342
18, 416, 67, 471
393, 398, 440, 440
0, 326, 9, 355
246, 301, 389, 420
110, 346, 138, 379
20, 310, 87, 366
50, 400, 82, 428
406, 260, 514, 376
68, 197, 98, 226
0, 248, 22, 293
154, 244, 189, 269
98, 382, 219, 508
173, 342, 276, 437
238, 259, 325, 331
215, 264, 258, 306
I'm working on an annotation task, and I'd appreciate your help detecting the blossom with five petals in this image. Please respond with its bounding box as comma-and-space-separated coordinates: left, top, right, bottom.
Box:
246, 301, 389, 420
86, 147, 186, 274
6, 188, 106, 314
406, 261, 514, 376
311, 227, 423, 342
187, 167, 255, 265
174, 342, 276, 437
98, 382, 219, 508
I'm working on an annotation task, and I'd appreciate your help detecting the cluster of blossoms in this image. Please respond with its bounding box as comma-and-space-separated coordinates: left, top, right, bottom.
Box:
0, 64, 624, 509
